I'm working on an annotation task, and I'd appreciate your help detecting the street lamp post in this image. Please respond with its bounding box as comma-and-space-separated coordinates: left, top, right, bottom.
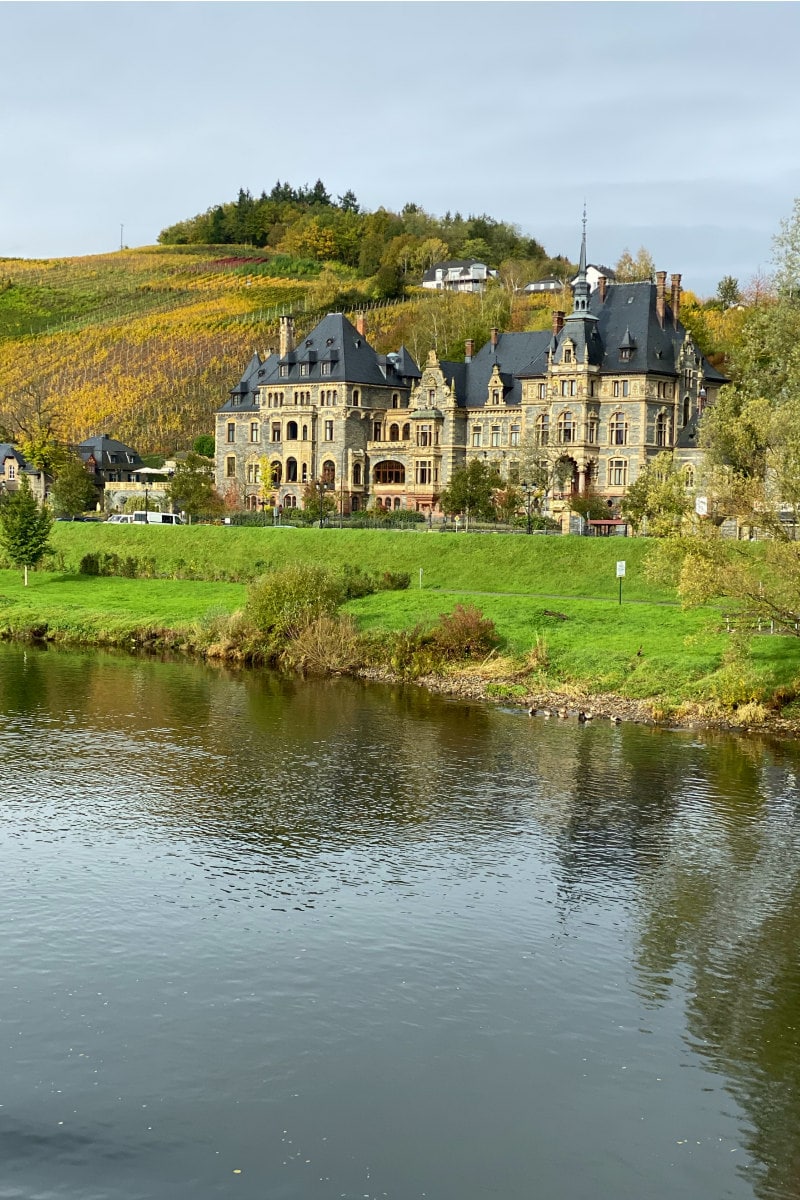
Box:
144, 485, 150, 513
521, 481, 534, 535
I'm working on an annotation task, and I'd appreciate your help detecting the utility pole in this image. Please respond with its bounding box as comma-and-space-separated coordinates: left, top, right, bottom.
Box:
120, 224, 124, 251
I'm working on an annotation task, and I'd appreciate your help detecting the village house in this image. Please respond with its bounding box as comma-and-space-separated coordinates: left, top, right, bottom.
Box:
216, 226, 725, 520
421, 259, 497, 293
0, 443, 50, 503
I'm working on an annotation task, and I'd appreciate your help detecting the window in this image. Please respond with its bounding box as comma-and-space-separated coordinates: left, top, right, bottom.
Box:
271, 462, 282, 486
491, 426, 500, 447
302, 463, 308, 483
373, 461, 405, 484
302, 424, 308, 440
655, 412, 670, 447
538, 383, 547, 400
246, 462, 261, 484
389, 424, 400, 442
279, 364, 288, 378
352, 462, 362, 486
428, 389, 436, 405
472, 427, 482, 448
683, 395, 691, 426
352, 389, 360, 406
613, 380, 620, 398
622, 380, 630, 398
285, 494, 297, 508
587, 416, 599, 444
321, 361, 331, 376
250, 421, 259, 443
684, 465, 695, 489
227, 422, 235, 443
510, 424, 520, 447
608, 459, 627, 488
225, 456, 236, 478
392, 393, 399, 409
300, 363, 309, 377
415, 460, 433, 485
508, 461, 520, 483
332, 390, 338, 406
418, 424, 432, 447
286, 458, 298, 483
557, 411, 575, 444
563, 346, 573, 364
321, 461, 335, 485
491, 389, 501, 405
271, 423, 281, 443
402, 423, 411, 440
535, 414, 549, 446
286, 421, 298, 440
609, 412, 627, 445
324, 420, 334, 441
373, 421, 383, 441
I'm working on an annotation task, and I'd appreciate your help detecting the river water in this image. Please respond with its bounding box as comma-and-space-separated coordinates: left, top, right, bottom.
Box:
1, 643, 799, 1200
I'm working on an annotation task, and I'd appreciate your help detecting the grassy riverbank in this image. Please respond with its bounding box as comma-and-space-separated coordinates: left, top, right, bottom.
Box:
1, 529, 799, 727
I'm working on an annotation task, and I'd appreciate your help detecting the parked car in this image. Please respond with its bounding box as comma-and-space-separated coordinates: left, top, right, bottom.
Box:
131, 511, 184, 525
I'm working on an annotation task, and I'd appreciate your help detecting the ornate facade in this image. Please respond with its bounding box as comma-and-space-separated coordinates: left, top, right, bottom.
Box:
216, 228, 725, 518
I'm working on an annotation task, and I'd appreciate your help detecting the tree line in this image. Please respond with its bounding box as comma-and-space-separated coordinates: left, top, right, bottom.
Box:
157, 181, 573, 297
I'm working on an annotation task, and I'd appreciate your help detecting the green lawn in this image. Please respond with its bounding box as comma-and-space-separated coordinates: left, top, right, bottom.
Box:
2, 531, 799, 713
41, 524, 671, 598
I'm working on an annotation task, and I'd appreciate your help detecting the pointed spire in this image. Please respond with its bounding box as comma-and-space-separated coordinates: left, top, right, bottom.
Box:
571, 204, 591, 315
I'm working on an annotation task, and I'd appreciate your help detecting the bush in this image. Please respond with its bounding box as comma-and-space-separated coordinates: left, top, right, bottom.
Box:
430, 604, 500, 660
281, 614, 363, 675
246, 563, 343, 640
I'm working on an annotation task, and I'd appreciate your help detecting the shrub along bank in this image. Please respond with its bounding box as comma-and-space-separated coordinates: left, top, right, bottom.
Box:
1, 530, 799, 729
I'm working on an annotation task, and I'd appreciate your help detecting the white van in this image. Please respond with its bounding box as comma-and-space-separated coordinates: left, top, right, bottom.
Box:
131, 511, 185, 525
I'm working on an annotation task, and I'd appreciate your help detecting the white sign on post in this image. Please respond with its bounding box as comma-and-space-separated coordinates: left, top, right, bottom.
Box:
695, 495, 708, 517
616, 561, 626, 578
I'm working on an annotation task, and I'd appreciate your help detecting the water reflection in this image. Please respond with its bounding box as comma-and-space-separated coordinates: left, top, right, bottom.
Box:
1, 643, 799, 1199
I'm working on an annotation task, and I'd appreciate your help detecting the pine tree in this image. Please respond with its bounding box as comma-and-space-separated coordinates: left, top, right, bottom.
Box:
0, 474, 53, 585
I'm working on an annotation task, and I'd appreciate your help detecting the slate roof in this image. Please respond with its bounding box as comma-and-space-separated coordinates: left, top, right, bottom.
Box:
441, 332, 552, 408
0, 443, 27, 467
219, 314, 420, 413
78, 435, 143, 470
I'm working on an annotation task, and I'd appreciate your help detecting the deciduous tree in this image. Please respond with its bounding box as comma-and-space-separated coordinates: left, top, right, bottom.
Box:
166, 452, 224, 522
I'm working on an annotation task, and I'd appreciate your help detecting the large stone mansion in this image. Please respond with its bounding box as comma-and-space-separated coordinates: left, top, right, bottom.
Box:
215, 230, 725, 517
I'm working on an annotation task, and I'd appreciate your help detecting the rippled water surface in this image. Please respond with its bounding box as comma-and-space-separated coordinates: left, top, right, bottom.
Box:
2, 644, 800, 1200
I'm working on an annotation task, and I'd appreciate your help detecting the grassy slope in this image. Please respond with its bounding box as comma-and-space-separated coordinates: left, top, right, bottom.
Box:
43, 524, 668, 597
3, 529, 800, 712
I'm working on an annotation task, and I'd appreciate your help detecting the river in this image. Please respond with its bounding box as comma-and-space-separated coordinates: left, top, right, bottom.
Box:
1, 643, 799, 1200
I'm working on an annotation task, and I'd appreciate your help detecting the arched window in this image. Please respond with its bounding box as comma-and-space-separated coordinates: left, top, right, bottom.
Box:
392, 393, 399, 409
352, 462, 362, 486
373, 461, 405, 485
609, 411, 628, 445
684, 465, 695, 490
286, 421, 298, 441
655, 411, 670, 447
393, 497, 402, 510
683, 395, 691, 426
284, 494, 296, 508
352, 389, 360, 407
402, 423, 410, 440
286, 458, 298, 483
535, 414, 549, 446
322, 460, 335, 486
557, 411, 575, 444
302, 425, 308, 440
270, 461, 282, 486
389, 424, 400, 442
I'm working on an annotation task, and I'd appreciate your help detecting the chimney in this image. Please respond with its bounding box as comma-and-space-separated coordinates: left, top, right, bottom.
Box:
597, 274, 607, 303
655, 271, 667, 329
279, 314, 295, 358
490, 327, 499, 349
552, 310, 565, 337
465, 339, 474, 362
670, 273, 682, 328
355, 311, 367, 338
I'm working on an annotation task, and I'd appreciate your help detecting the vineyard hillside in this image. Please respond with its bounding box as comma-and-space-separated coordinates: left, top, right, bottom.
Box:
0, 245, 569, 455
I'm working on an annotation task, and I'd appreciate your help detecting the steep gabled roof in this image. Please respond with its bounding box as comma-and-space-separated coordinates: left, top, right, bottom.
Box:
590, 282, 727, 381
78, 435, 143, 469
442, 332, 552, 408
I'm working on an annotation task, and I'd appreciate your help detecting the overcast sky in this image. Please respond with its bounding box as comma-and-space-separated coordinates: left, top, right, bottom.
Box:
2, 0, 799, 295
